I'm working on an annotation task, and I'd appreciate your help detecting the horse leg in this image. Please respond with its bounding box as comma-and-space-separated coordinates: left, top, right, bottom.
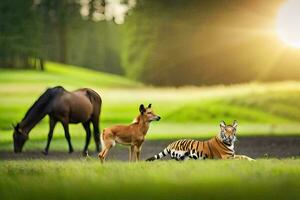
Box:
82, 121, 91, 156
62, 122, 73, 153
42, 117, 57, 155
92, 115, 100, 152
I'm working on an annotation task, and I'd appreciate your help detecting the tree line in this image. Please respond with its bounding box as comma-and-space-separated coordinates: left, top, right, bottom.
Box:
2, 0, 300, 86
0, 0, 124, 73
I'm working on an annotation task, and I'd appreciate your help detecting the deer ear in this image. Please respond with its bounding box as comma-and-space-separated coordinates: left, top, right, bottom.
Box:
232, 120, 238, 128
139, 104, 146, 113
220, 121, 226, 128
147, 103, 152, 108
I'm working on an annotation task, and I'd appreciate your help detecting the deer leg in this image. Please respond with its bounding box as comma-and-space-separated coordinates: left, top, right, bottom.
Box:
136, 145, 142, 161
132, 145, 140, 162
43, 117, 57, 155
129, 147, 132, 161
98, 144, 112, 163
129, 145, 135, 162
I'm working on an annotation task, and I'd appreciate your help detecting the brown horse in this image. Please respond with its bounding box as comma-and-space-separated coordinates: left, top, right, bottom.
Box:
12, 86, 102, 156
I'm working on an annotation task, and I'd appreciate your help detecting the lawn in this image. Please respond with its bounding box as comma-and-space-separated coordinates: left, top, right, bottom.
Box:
0, 159, 299, 200
1, 62, 300, 151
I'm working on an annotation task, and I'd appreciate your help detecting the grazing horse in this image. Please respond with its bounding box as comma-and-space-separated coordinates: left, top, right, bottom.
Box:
12, 86, 102, 156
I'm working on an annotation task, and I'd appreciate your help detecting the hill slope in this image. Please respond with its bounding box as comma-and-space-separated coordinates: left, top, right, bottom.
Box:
0, 62, 141, 89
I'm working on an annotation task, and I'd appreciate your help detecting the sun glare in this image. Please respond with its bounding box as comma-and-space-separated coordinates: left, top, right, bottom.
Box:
277, 0, 300, 48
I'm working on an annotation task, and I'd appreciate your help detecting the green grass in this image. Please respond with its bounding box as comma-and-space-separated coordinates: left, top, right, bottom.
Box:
1, 63, 299, 200
0, 61, 141, 88
0, 159, 299, 200
1, 62, 300, 151
168, 91, 300, 123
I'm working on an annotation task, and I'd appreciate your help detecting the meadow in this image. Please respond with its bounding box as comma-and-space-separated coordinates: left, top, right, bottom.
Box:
1, 62, 300, 151
0, 62, 299, 200
1, 159, 299, 200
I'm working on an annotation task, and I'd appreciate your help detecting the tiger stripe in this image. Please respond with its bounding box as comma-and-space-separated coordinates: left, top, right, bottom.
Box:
146, 137, 235, 161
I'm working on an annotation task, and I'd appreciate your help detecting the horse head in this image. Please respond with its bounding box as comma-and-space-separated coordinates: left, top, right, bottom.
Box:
12, 123, 28, 153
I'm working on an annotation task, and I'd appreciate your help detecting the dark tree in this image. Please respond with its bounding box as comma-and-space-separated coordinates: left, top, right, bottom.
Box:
0, 0, 43, 69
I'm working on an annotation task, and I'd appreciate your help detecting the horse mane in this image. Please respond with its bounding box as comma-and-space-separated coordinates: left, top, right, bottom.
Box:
21, 86, 65, 128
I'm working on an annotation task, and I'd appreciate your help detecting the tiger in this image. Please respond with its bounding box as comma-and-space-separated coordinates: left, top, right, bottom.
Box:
146, 120, 254, 161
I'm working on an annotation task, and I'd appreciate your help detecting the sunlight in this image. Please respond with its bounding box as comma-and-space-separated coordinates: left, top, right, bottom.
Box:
79, 0, 136, 23
277, 0, 300, 48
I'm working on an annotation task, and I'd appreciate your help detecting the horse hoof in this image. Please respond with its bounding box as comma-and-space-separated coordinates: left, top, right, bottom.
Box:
82, 151, 89, 157
42, 150, 48, 155
69, 149, 74, 154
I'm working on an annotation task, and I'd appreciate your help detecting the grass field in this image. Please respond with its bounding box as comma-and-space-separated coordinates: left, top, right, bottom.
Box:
1, 63, 299, 200
0, 159, 299, 200
1, 62, 300, 151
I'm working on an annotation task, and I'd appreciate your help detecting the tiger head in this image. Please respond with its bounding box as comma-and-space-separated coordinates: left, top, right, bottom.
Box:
219, 120, 237, 146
